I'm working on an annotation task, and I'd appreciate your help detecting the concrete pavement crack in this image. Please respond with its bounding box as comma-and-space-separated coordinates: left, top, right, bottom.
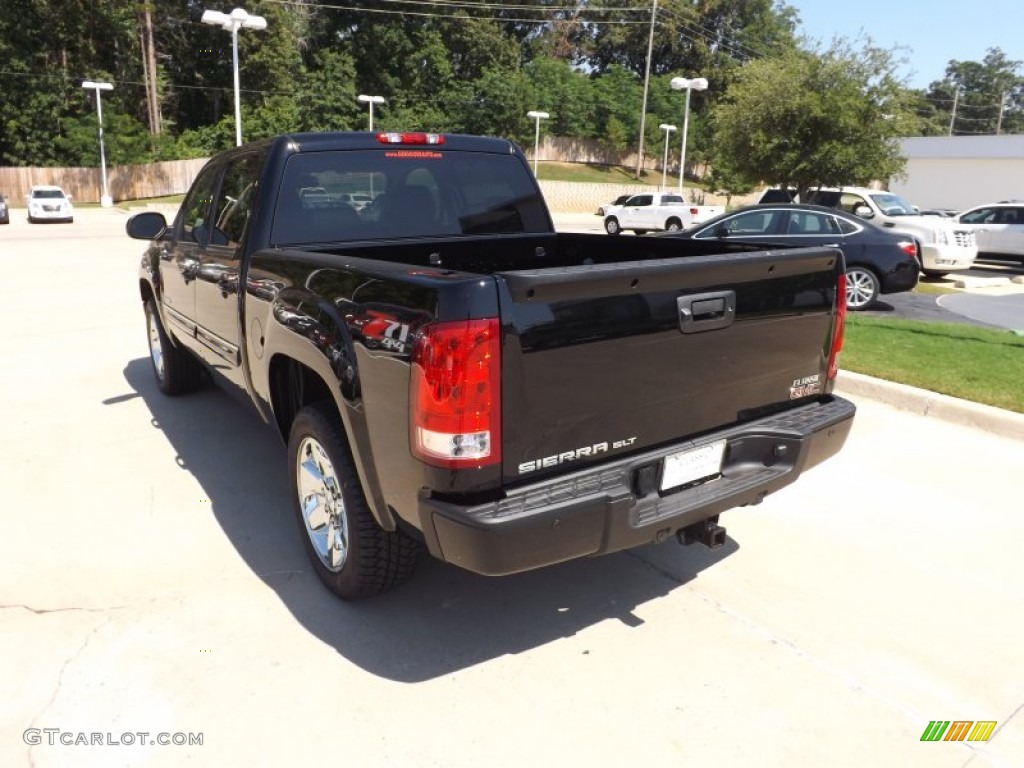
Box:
960, 700, 1024, 767
1, 604, 125, 614
25, 615, 112, 768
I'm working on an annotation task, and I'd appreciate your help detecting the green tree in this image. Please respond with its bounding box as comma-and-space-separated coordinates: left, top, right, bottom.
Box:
712, 41, 909, 200
925, 48, 1023, 135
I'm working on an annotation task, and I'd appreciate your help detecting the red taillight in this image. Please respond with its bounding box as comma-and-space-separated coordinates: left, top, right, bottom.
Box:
828, 273, 847, 380
376, 132, 445, 145
898, 240, 917, 258
689, 207, 699, 215
410, 318, 501, 469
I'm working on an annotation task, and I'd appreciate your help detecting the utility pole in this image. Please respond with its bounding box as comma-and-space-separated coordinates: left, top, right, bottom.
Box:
139, 5, 160, 135
634, 0, 658, 180
948, 87, 960, 136
996, 91, 1006, 135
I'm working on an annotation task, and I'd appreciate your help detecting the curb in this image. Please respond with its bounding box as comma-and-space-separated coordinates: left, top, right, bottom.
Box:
835, 370, 1024, 442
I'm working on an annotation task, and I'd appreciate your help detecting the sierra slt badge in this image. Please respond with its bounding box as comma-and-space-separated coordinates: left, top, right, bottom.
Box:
518, 437, 637, 475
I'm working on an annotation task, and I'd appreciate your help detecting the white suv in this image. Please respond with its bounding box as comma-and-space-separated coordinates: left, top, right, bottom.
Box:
955, 202, 1024, 261
27, 185, 74, 223
806, 187, 976, 275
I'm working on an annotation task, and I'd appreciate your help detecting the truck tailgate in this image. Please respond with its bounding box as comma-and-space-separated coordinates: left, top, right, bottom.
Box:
496, 247, 843, 485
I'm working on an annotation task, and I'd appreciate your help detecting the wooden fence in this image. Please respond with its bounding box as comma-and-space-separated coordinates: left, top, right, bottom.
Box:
0, 158, 209, 204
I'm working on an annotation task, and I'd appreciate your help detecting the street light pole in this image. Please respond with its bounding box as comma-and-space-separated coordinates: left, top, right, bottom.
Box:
658, 124, 676, 191
81, 80, 114, 207
202, 8, 267, 146
670, 76, 708, 198
526, 110, 550, 177
357, 95, 386, 130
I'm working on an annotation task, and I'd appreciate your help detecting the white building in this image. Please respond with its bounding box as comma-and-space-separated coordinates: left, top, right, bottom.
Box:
889, 135, 1024, 211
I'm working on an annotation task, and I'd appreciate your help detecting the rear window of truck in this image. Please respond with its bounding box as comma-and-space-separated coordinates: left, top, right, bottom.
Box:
271, 149, 550, 245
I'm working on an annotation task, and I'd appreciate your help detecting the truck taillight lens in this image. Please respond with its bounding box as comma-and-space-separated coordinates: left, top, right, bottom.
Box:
411, 318, 501, 468
828, 273, 847, 380
377, 132, 445, 145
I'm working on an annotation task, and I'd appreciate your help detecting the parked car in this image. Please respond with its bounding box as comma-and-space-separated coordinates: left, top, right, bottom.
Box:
604, 192, 724, 235
0, 194, 9, 224
955, 202, 1024, 261
663, 204, 920, 310
26, 185, 74, 223
760, 186, 977, 276
338, 192, 374, 211
596, 194, 632, 216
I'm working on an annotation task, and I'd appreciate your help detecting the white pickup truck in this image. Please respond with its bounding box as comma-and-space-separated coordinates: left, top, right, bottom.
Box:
806, 187, 978, 275
604, 192, 724, 235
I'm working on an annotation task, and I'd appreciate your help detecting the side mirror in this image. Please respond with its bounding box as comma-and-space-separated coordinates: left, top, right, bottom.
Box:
853, 205, 874, 219
126, 211, 168, 240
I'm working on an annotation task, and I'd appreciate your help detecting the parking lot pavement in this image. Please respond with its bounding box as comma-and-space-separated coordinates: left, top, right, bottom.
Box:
2, 208, 1023, 767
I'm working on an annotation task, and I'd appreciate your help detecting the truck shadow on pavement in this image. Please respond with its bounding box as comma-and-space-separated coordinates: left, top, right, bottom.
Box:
124, 358, 738, 682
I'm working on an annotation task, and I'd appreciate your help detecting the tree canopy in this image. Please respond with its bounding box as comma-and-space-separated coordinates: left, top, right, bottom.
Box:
0, 0, 1018, 180
711, 41, 912, 200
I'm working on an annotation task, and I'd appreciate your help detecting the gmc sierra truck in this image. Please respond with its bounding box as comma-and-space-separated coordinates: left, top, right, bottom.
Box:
128, 131, 855, 600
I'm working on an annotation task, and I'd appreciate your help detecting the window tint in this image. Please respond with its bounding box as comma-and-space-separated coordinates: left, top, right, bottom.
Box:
838, 193, 868, 215
628, 195, 653, 207
996, 207, 1022, 225
272, 149, 548, 244
960, 207, 996, 224
836, 217, 859, 235
213, 153, 262, 251
179, 164, 221, 244
661, 195, 684, 204
697, 210, 779, 238
784, 211, 840, 235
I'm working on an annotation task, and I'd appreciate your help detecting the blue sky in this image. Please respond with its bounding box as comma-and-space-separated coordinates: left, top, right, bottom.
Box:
792, 0, 1023, 88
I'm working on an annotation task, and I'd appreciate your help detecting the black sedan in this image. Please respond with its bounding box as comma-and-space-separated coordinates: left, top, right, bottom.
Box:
666, 204, 920, 309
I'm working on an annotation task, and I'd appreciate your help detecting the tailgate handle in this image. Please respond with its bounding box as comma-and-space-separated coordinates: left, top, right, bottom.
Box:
677, 291, 736, 333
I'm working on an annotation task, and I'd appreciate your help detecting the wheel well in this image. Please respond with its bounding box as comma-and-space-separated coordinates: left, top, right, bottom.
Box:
268, 355, 335, 441
666, 217, 681, 227
140, 279, 155, 303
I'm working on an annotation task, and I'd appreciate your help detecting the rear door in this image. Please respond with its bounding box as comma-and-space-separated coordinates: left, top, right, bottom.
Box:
496, 243, 842, 485
991, 206, 1024, 256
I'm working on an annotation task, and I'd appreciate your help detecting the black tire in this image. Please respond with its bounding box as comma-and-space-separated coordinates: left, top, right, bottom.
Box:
633, 229, 648, 235
288, 402, 420, 600
844, 266, 881, 310
144, 298, 204, 395
665, 218, 683, 232
605, 216, 621, 235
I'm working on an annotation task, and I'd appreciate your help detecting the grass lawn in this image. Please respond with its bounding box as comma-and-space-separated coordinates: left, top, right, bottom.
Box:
536, 161, 708, 191
843, 315, 1024, 413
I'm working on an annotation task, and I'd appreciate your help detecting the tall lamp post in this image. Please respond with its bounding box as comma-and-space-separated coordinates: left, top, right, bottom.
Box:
670, 76, 708, 197
81, 80, 114, 208
201, 7, 267, 147
526, 110, 550, 177
357, 94, 386, 130
658, 123, 677, 191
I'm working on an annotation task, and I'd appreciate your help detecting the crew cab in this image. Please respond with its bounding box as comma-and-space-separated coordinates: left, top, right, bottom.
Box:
128, 131, 854, 600
604, 192, 723, 235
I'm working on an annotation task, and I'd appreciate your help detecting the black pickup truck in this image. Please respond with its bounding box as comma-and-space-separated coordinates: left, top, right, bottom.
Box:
128, 131, 855, 600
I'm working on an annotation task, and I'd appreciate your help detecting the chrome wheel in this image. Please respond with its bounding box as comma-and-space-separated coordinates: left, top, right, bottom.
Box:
605, 217, 620, 235
666, 218, 682, 232
845, 267, 880, 310
146, 305, 165, 382
296, 436, 349, 572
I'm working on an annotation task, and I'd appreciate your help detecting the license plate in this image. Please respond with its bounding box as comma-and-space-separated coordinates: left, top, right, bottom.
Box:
660, 440, 726, 492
